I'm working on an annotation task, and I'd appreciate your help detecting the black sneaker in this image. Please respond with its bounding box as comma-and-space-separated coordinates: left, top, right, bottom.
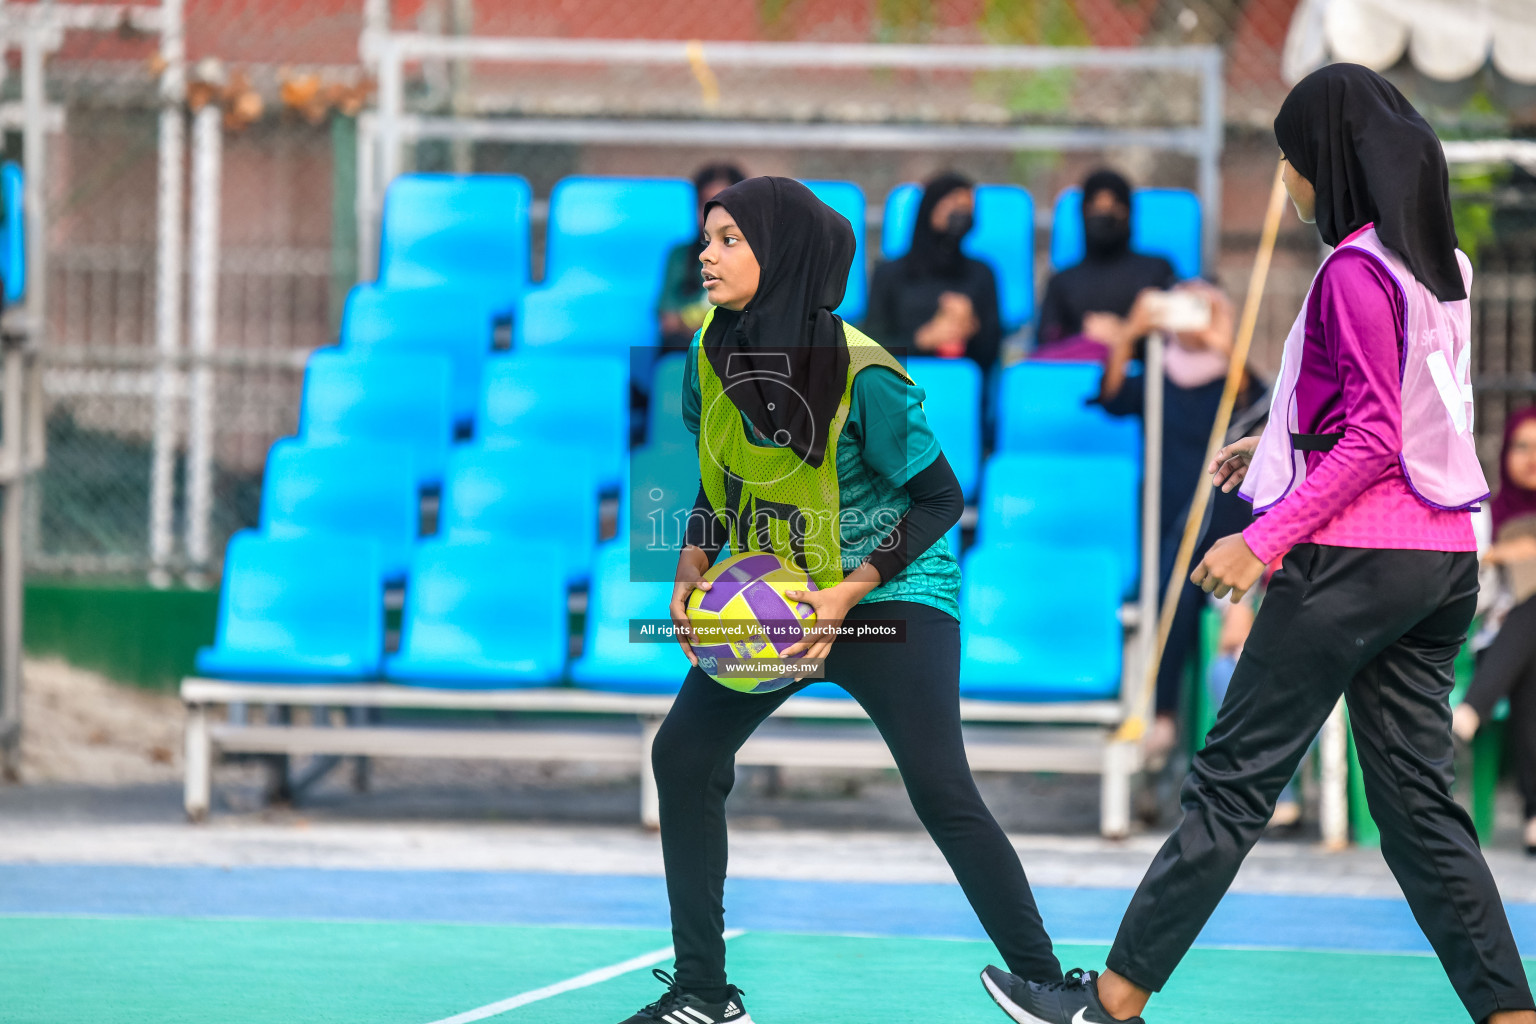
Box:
980, 966, 1144, 1024
618, 968, 753, 1023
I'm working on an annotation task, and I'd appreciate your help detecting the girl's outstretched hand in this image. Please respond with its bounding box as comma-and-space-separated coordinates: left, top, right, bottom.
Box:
1209, 435, 1260, 493
669, 546, 713, 668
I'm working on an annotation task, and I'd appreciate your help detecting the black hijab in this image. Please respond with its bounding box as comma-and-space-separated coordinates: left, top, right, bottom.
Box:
1081, 168, 1133, 260
1036, 167, 1176, 343
904, 171, 973, 280
702, 176, 855, 469
1274, 62, 1464, 302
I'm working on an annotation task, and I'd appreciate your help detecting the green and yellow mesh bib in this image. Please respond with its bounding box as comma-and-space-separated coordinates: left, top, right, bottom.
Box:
696, 309, 911, 592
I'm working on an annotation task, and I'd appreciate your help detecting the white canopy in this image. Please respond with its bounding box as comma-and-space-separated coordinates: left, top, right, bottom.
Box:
1284, 0, 1536, 86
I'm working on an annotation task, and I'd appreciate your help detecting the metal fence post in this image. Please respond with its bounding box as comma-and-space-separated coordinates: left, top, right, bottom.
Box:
0, 336, 22, 778
376, 38, 403, 228
1138, 332, 1165, 729
330, 113, 359, 333
149, 0, 186, 587
184, 102, 221, 581
357, 0, 388, 284
1320, 697, 1349, 850
0, 22, 56, 779
356, 112, 377, 285
1199, 47, 1225, 276
639, 714, 662, 830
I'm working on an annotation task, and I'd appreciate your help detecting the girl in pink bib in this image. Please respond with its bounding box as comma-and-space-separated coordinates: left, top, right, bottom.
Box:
981, 63, 1535, 1024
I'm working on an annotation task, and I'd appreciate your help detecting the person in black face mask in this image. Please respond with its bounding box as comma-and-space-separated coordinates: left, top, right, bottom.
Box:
864, 170, 1003, 373
1034, 168, 1178, 361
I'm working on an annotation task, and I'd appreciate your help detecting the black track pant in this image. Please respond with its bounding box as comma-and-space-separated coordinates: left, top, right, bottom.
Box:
653, 600, 1063, 996
1106, 545, 1534, 1023
1464, 595, 1536, 820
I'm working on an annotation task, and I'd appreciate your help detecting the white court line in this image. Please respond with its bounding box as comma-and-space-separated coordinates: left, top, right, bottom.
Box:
422, 929, 747, 1024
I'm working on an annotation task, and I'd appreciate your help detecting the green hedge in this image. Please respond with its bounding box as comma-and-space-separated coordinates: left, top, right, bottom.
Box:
23, 581, 218, 692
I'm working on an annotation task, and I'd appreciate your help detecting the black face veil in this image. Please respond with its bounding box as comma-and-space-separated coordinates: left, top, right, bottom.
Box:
701, 176, 855, 469
1080, 167, 1133, 260
1274, 62, 1465, 302
905, 170, 973, 279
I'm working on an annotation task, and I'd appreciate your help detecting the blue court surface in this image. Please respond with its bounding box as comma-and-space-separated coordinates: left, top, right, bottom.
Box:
1, 862, 1533, 1022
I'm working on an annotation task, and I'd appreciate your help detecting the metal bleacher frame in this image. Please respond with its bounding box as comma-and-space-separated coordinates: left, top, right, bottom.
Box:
0, 2, 168, 777
180, 378, 1163, 839
180, 20, 1222, 837
181, 680, 1135, 831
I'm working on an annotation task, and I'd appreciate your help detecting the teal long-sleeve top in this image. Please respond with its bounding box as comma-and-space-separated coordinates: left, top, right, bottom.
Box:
680, 333, 961, 619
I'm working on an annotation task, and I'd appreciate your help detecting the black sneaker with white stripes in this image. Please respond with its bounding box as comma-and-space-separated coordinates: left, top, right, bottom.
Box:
617, 969, 753, 1024
980, 965, 1144, 1024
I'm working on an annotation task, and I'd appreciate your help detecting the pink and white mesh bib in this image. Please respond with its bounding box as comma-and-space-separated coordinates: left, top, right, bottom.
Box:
1240, 226, 1488, 513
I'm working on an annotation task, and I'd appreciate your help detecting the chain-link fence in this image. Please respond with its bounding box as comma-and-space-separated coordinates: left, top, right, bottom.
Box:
19, 0, 1536, 580
31, 99, 333, 576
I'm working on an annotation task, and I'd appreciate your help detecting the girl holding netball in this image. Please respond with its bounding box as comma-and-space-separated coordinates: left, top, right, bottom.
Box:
982, 62, 1535, 1024
615, 176, 1064, 1024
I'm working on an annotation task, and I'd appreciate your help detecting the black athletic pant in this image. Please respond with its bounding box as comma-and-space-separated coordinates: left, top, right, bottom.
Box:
1464, 595, 1536, 820
1106, 545, 1534, 1023
653, 599, 1063, 997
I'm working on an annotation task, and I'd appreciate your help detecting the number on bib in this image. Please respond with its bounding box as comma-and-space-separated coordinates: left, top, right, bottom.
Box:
1426, 344, 1474, 436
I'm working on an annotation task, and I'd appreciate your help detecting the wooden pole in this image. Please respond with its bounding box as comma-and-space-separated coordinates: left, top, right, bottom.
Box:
1116, 159, 1290, 743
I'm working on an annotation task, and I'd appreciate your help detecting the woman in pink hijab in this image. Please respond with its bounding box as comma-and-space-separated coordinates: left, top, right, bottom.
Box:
1453, 406, 1536, 853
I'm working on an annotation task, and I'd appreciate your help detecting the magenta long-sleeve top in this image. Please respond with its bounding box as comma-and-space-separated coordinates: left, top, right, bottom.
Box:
1242, 232, 1476, 564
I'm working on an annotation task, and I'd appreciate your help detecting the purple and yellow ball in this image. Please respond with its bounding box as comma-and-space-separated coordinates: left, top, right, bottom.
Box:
685, 551, 818, 693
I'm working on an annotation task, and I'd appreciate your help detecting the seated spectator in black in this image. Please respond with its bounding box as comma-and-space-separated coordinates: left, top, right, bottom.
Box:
864, 171, 1002, 373
1097, 279, 1265, 774
1453, 407, 1536, 854
1033, 168, 1177, 362
659, 162, 746, 352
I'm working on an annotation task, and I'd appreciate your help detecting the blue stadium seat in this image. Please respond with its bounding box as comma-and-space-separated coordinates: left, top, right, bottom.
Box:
340, 283, 496, 427
978, 452, 1140, 597
440, 444, 598, 583
906, 356, 981, 500
196, 531, 383, 680
648, 352, 691, 451
544, 176, 697, 292
995, 361, 1141, 459
882, 183, 1034, 329
377, 173, 531, 315
570, 540, 690, 693
960, 543, 1122, 701
299, 349, 453, 488
622, 441, 700, 583
477, 352, 628, 491
385, 539, 567, 687
513, 176, 696, 352
0, 162, 23, 304
1049, 187, 1202, 281
802, 180, 867, 322
513, 267, 666, 352
260, 438, 419, 583
624, 443, 698, 538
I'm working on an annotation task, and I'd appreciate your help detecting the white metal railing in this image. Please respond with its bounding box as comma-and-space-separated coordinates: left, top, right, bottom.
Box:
358, 35, 1225, 283
1443, 139, 1536, 173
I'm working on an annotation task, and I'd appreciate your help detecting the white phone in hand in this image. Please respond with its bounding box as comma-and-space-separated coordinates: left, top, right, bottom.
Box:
1146, 289, 1213, 332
